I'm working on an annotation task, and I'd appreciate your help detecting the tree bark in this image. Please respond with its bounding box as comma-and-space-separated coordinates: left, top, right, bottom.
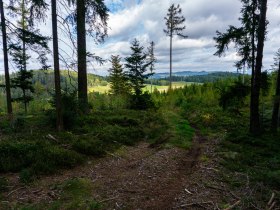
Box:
169, 34, 172, 90
23, 89, 27, 114
250, 0, 268, 135
21, 0, 27, 72
250, 0, 256, 132
0, 0, 13, 115
77, 0, 89, 113
271, 60, 280, 132
51, 0, 63, 131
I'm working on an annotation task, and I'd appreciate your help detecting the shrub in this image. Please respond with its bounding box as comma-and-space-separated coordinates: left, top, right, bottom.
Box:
218, 81, 250, 113
72, 137, 105, 156
129, 92, 156, 110
49, 91, 79, 129
0, 141, 84, 175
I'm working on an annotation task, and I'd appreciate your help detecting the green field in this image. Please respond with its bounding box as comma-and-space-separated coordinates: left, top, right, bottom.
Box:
89, 82, 199, 94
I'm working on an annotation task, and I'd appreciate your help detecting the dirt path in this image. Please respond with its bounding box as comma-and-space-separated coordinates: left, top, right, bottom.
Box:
2, 134, 205, 209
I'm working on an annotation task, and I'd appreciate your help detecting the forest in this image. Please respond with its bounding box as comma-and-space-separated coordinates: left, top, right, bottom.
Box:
0, 0, 279, 209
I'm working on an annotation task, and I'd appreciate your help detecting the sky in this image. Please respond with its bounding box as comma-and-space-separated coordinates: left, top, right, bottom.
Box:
0, 0, 280, 76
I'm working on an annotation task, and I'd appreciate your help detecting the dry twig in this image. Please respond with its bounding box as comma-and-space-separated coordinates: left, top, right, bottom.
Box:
223, 200, 240, 210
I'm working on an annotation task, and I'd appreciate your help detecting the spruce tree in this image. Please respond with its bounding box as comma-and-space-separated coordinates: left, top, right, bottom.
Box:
164, 4, 187, 89
11, 70, 34, 113
108, 55, 129, 95
125, 39, 151, 97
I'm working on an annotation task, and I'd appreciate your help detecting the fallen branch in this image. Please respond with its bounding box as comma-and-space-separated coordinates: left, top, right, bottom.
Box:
223, 200, 240, 210
200, 166, 219, 172
7, 187, 26, 196
268, 201, 276, 210
178, 201, 214, 208
46, 134, 59, 143
99, 196, 119, 203
268, 193, 275, 206
184, 188, 193, 194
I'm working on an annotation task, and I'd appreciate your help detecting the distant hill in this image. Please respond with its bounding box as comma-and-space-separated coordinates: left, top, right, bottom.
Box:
31, 70, 107, 90
148, 72, 243, 85
0, 70, 108, 95
152, 71, 210, 79
171, 72, 242, 83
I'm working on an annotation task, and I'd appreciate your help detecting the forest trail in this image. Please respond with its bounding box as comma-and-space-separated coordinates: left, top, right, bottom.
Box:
2, 134, 234, 210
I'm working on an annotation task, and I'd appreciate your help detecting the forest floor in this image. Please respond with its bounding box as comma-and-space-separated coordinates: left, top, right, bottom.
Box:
1, 132, 277, 210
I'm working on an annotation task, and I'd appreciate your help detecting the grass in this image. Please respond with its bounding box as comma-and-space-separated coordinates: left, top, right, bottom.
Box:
88, 82, 197, 94
163, 110, 194, 149
0, 106, 194, 184
220, 131, 280, 188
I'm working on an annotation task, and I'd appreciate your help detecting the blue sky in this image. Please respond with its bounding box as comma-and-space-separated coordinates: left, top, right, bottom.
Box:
1, 0, 280, 76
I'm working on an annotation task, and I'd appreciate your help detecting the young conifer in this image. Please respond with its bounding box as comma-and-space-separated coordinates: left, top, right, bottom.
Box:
125, 39, 151, 97
109, 55, 129, 95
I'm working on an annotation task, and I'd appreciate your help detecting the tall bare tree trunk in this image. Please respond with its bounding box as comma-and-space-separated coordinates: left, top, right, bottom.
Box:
169, 34, 172, 90
271, 60, 280, 132
250, 0, 267, 135
0, 0, 13, 115
77, 0, 89, 113
51, 0, 63, 131
21, 0, 27, 72
250, 0, 256, 132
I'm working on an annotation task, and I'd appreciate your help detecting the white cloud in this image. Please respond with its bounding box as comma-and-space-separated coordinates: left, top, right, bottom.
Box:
1, 0, 280, 76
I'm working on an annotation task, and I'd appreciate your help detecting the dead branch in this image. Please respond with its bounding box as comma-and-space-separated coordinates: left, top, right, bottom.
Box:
7, 187, 26, 196
46, 134, 59, 143
178, 201, 214, 208
268, 193, 275, 206
99, 196, 119, 203
223, 200, 241, 210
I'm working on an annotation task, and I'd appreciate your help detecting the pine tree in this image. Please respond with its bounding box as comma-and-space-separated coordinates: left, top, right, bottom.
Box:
164, 4, 188, 89
125, 39, 151, 97
108, 55, 129, 95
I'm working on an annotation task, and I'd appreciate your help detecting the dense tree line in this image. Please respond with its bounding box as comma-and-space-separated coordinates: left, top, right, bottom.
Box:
152, 72, 242, 84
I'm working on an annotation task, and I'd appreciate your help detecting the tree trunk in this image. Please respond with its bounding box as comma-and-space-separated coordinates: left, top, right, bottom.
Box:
271, 60, 280, 132
51, 0, 63, 131
77, 0, 89, 113
23, 89, 27, 114
250, 0, 268, 135
21, 0, 27, 72
0, 0, 13, 115
169, 34, 172, 90
250, 0, 256, 133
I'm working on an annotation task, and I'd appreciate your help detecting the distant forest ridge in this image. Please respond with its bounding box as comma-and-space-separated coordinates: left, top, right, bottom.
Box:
0, 70, 244, 90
